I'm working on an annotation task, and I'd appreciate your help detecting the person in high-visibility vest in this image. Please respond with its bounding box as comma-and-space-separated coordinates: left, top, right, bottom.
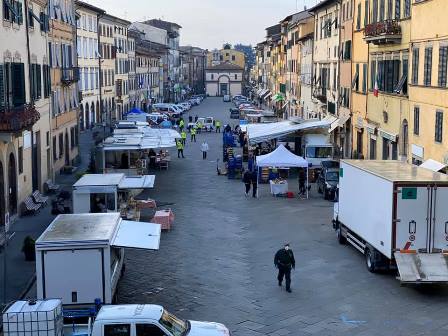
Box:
176, 140, 185, 158
190, 127, 197, 142
215, 120, 221, 133
197, 121, 202, 134
179, 119, 185, 131
180, 130, 187, 145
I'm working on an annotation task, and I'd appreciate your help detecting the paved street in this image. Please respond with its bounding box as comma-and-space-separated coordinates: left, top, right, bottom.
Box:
118, 97, 448, 336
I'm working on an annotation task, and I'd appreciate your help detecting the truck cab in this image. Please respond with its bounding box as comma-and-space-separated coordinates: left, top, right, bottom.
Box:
302, 134, 335, 167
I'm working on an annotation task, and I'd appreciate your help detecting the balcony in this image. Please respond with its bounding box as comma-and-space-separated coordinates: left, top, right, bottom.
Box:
364, 20, 402, 45
0, 104, 40, 133
61, 67, 80, 84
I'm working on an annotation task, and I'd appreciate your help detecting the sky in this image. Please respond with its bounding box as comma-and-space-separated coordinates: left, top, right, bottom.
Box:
87, 0, 320, 50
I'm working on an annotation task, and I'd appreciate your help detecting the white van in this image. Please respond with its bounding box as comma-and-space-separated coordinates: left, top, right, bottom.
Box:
152, 104, 181, 117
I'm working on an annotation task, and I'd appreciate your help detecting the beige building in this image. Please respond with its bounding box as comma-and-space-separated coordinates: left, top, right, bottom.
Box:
0, 0, 52, 221
206, 63, 243, 97
208, 45, 245, 69
76, 1, 104, 130
48, 0, 80, 175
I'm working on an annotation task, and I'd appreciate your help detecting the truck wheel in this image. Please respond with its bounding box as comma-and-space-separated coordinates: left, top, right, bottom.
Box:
318, 185, 322, 194
337, 226, 346, 245
365, 248, 376, 273
324, 189, 329, 200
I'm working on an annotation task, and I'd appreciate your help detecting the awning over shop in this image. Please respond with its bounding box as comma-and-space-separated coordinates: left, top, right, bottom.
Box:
420, 159, 447, 172
258, 89, 268, 97
263, 91, 272, 100
118, 175, 155, 189
327, 113, 350, 133
111, 220, 161, 250
247, 118, 333, 144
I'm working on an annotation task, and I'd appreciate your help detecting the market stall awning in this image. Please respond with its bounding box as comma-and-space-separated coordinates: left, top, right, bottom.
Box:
282, 101, 289, 109
112, 220, 161, 250
258, 89, 268, 97
263, 91, 272, 100
247, 119, 333, 144
118, 175, 155, 189
420, 159, 447, 172
257, 144, 308, 168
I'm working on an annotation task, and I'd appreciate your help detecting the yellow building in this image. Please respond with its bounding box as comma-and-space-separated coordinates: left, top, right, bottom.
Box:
363, 0, 411, 160
207, 45, 245, 69
408, 0, 448, 165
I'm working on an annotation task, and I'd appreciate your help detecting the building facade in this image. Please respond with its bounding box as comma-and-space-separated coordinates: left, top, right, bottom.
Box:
205, 63, 243, 97
180, 46, 207, 95
207, 46, 246, 69
48, 0, 80, 175
76, 1, 104, 130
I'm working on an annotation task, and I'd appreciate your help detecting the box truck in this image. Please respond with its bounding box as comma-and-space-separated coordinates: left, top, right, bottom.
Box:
333, 160, 448, 283
36, 213, 161, 307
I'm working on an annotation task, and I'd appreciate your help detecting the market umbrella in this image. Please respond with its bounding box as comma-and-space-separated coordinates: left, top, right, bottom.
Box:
273, 93, 285, 102
160, 120, 173, 128
125, 107, 145, 115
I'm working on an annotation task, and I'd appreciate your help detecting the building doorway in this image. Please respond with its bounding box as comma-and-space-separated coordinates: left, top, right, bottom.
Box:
219, 83, 228, 96
65, 132, 70, 166
8, 153, 17, 215
85, 103, 90, 129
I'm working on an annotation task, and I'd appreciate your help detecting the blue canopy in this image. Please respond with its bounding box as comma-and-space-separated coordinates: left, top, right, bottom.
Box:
160, 120, 173, 128
126, 108, 145, 115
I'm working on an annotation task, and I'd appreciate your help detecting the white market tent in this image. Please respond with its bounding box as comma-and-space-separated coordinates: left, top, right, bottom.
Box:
256, 144, 310, 198
247, 117, 336, 145
420, 159, 447, 172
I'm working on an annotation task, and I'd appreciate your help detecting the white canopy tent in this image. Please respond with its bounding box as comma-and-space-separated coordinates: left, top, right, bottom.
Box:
420, 159, 447, 172
256, 145, 310, 198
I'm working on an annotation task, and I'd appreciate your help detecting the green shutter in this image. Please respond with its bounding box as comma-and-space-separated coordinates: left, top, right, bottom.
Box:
0, 64, 4, 109
37, 64, 42, 99
12, 63, 25, 106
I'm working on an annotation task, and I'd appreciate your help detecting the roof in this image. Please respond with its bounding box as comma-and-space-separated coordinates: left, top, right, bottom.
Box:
36, 213, 121, 246
266, 24, 281, 37
206, 62, 244, 71
309, 0, 339, 13
289, 10, 312, 26
143, 19, 182, 30
96, 304, 163, 322
101, 13, 131, 26
73, 173, 124, 187
75, 1, 106, 15
342, 160, 448, 183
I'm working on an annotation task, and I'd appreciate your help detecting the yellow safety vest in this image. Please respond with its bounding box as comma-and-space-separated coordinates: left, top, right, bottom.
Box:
191, 128, 196, 135
176, 141, 183, 149
181, 132, 187, 139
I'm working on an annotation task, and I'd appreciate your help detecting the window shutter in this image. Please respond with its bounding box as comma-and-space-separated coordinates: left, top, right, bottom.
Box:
37, 64, 42, 99
0, 64, 5, 110
17, 1, 23, 24
12, 63, 25, 106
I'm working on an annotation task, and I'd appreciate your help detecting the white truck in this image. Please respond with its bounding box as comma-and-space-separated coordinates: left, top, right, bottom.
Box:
333, 160, 448, 283
36, 213, 161, 307
2, 300, 231, 336
302, 134, 335, 167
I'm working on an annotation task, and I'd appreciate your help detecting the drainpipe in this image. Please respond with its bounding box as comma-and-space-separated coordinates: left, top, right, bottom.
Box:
97, 13, 104, 139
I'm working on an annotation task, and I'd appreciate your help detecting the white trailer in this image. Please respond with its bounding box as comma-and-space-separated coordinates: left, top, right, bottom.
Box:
36, 213, 161, 307
333, 160, 448, 284
303, 134, 334, 167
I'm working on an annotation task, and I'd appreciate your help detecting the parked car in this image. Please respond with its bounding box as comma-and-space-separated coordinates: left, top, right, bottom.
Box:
317, 168, 339, 200
153, 104, 181, 118
223, 94, 231, 102
230, 108, 240, 119
179, 102, 191, 110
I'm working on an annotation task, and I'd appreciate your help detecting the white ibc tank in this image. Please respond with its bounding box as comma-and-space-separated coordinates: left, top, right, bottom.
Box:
2, 300, 63, 336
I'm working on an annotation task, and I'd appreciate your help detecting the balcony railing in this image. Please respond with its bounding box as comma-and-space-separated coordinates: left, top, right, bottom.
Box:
61, 67, 80, 84
364, 20, 402, 45
0, 104, 40, 132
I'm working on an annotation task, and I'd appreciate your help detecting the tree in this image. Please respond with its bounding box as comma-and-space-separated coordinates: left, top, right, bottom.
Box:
234, 44, 255, 70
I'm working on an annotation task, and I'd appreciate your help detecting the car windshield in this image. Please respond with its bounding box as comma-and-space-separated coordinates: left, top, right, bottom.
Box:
306, 146, 332, 158
159, 310, 188, 336
326, 171, 339, 181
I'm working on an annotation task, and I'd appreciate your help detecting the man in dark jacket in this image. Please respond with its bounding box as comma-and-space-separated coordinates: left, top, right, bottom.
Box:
250, 170, 258, 198
243, 170, 251, 196
274, 243, 295, 292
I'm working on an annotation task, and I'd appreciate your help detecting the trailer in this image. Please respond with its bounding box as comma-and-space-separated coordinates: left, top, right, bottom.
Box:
36, 213, 161, 307
333, 160, 448, 284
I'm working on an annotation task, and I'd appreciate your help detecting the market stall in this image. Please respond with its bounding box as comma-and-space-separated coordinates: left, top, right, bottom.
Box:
72, 173, 155, 220
256, 144, 309, 198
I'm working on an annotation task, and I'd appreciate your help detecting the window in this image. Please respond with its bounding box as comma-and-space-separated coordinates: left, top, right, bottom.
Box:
231, 55, 235, 61
424, 47, 433, 86
333, 65, 336, 89
376, 59, 400, 93
356, 3, 361, 29
372, 0, 378, 23
364, 0, 369, 26
58, 133, 63, 158
379, 0, 385, 21
369, 137, 377, 159
414, 106, 420, 135
3, 1, 23, 24
211, 74, 214, 80
438, 46, 448, 87
70, 127, 75, 149
435, 110, 443, 143
395, 0, 401, 19
234, 74, 237, 80
370, 60, 377, 90
412, 47, 419, 85
353, 64, 360, 91
362, 63, 367, 93
382, 138, 390, 160
46, 131, 50, 147
404, 0, 410, 17
387, 0, 393, 19
136, 324, 165, 336
104, 325, 131, 336
18, 147, 23, 174
52, 136, 57, 161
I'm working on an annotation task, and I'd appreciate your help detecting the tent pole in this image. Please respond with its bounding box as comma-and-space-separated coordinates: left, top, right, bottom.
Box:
306, 166, 309, 199
257, 166, 259, 198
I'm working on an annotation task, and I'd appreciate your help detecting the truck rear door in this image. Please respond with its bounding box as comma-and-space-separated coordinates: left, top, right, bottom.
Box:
395, 186, 430, 252
431, 186, 448, 252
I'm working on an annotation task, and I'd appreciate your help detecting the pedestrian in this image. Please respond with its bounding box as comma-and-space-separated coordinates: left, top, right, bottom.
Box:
243, 170, 251, 196
201, 140, 209, 160
285, 142, 292, 152
189, 115, 193, 123
180, 130, 187, 145
298, 168, 306, 196
250, 169, 258, 198
215, 120, 221, 133
179, 119, 185, 131
195, 115, 198, 122
190, 127, 197, 142
176, 140, 185, 158
274, 243, 295, 293
197, 121, 203, 134
224, 124, 232, 133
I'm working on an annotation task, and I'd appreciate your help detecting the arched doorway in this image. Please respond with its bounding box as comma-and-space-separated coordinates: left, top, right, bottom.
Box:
91, 102, 95, 128
96, 101, 100, 123
0, 161, 5, 225
85, 103, 90, 129
79, 105, 84, 131
8, 153, 17, 215
218, 75, 230, 96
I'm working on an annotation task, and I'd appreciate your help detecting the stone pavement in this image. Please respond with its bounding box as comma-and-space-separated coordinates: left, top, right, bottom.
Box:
117, 98, 448, 336
0, 129, 93, 305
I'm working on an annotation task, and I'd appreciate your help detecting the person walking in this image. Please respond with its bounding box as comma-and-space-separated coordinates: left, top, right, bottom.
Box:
274, 243, 295, 293
215, 120, 221, 133
176, 140, 185, 158
197, 120, 203, 134
298, 168, 306, 196
250, 170, 258, 198
180, 130, 187, 145
179, 119, 185, 132
190, 127, 197, 142
201, 140, 209, 160
243, 170, 251, 196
